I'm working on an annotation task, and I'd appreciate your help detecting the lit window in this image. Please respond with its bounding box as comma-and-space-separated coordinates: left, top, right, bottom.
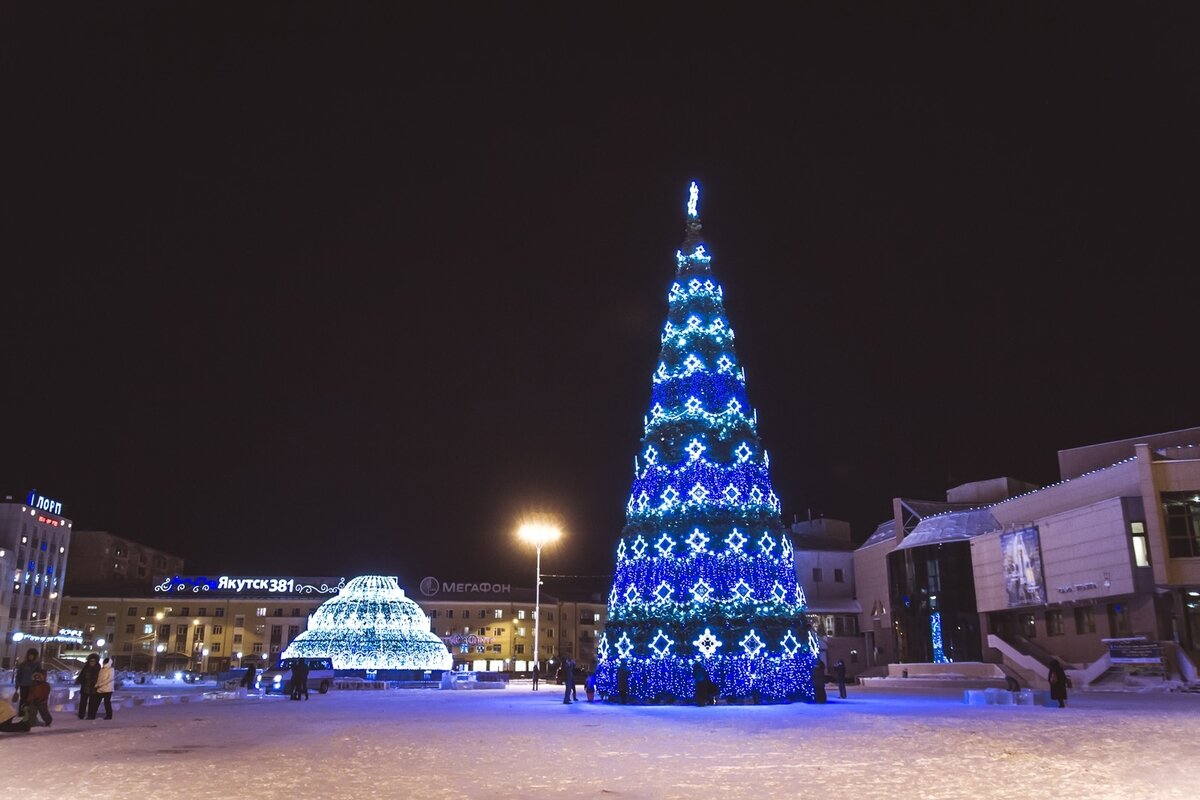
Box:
518, 610, 526, 620
494, 609, 503, 619
256, 607, 267, 617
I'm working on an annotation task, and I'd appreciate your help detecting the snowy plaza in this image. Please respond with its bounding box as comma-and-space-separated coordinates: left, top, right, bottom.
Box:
1, 685, 1196, 799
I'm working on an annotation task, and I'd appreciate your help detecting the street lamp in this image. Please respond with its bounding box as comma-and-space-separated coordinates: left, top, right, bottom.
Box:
518, 521, 561, 687
152, 643, 166, 676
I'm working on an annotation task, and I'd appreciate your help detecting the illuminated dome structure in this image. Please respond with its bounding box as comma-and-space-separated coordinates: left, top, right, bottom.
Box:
282, 575, 452, 670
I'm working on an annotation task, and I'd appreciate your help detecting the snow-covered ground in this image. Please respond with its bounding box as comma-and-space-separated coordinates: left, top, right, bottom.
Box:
2, 684, 1196, 799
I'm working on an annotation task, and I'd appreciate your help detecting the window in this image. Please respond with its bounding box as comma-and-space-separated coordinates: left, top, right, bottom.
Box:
215, 608, 225, 617
198, 608, 207, 616
1162, 492, 1200, 558
478, 610, 486, 619
234, 615, 245, 627
1045, 609, 1064, 636
546, 629, 554, 638
145, 607, 154, 616
1074, 606, 1095, 634
593, 613, 601, 622
1019, 613, 1036, 639
143, 624, 154, 635
446, 610, 454, 619
273, 608, 283, 617
159, 625, 171, 638
181, 607, 189, 616
515, 644, 525, 655
211, 643, 221, 653
477, 627, 487, 636
291, 608, 300, 617
494, 628, 505, 636
122, 643, 133, 652
518, 610, 526, 620
517, 627, 526, 637
255, 608, 267, 617
429, 610, 438, 618
812, 568, 823, 582
106, 613, 117, 624
494, 609, 503, 619
1129, 521, 1151, 568
69, 606, 79, 616
212, 625, 223, 635
252, 643, 263, 654
176, 624, 188, 636
125, 624, 135, 634
288, 625, 299, 641
86, 605, 97, 616
834, 568, 845, 583
127, 607, 136, 617
490, 644, 501, 653
233, 634, 242, 644
1107, 603, 1132, 637
194, 626, 205, 642
546, 612, 553, 622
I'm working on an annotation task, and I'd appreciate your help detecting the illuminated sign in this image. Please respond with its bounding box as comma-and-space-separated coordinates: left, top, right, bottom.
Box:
153, 576, 346, 596
12, 628, 83, 644
26, 492, 63, 516
419, 577, 511, 597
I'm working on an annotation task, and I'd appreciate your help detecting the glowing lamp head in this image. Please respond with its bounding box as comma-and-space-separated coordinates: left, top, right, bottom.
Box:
518, 522, 562, 548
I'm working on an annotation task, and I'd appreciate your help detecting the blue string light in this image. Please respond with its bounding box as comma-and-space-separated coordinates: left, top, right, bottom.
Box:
597, 182, 816, 703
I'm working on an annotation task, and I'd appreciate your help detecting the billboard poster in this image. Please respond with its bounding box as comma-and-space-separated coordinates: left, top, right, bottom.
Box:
1001, 526, 1046, 607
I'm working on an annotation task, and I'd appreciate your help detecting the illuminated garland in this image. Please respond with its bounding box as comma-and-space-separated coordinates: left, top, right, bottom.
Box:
597, 183, 816, 704
282, 575, 452, 670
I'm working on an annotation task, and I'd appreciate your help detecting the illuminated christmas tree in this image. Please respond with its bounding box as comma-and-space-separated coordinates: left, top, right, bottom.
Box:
595, 182, 817, 703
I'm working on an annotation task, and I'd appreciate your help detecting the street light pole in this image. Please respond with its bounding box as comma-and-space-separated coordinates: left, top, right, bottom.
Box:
518, 521, 561, 690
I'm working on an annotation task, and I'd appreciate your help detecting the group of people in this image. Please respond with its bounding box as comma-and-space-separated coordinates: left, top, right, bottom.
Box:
1, 648, 117, 735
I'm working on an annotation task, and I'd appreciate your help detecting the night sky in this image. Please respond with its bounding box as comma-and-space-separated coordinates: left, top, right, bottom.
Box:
4, 4, 1199, 587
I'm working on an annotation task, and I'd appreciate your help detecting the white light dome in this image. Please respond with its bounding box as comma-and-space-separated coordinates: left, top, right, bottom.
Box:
282, 575, 451, 670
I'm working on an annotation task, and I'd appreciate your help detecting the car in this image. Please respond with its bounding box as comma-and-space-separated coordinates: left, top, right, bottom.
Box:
257, 657, 335, 695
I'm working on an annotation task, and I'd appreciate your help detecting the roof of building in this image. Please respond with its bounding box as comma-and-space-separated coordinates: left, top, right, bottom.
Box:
860, 520, 896, 549
895, 507, 1001, 551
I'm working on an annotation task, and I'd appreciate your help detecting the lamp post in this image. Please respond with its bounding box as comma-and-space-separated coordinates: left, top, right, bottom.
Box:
518, 521, 561, 689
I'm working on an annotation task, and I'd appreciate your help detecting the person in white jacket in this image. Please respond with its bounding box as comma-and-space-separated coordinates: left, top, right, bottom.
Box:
94, 658, 115, 720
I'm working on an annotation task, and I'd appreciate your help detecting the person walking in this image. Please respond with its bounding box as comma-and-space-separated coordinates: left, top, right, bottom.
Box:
240, 664, 257, 694
13, 648, 42, 713
76, 653, 100, 719
584, 671, 596, 703
94, 657, 115, 720
835, 659, 848, 699
531, 663, 540, 691
692, 659, 710, 707
291, 660, 310, 701
562, 657, 575, 704
812, 659, 828, 704
1048, 658, 1069, 708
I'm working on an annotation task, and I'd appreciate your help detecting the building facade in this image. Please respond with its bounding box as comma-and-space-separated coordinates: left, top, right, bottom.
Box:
2, 492, 73, 668
62, 572, 608, 675
64, 530, 184, 591
790, 518, 866, 675
854, 427, 1200, 677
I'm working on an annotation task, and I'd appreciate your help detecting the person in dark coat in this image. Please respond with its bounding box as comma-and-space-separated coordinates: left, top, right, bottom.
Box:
240, 664, 257, 692
562, 658, 575, 704
617, 663, 631, 704
835, 659, 848, 699
76, 653, 101, 719
13, 648, 43, 712
692, 660, 709, 707
1047, 658, 1069, 708
812, 659, 828, 703
291, 660, 310, 700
